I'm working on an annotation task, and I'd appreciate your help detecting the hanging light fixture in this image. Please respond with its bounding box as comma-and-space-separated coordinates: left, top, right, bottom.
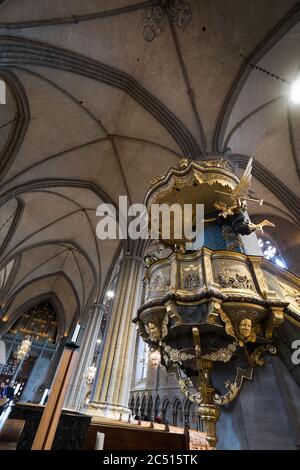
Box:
149, 350, 161, 368
14, 336, 32, 361
85, 364, 97, 385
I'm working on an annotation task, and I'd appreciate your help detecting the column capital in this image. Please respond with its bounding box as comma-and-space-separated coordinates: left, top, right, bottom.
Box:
91, 302, 105, 309
121, 254, 144, 265
123, 238, 148, 259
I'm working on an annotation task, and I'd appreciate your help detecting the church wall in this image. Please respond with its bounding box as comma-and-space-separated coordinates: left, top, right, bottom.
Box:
216, 355, 300, 449
130, 345, 300, 448
0, 339, 6, 365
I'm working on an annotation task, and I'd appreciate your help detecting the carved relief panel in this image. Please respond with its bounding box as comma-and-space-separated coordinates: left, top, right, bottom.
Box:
212, 259, 255, 291
180, 262, 203, 290
278, 280, 300, 311
262, 270, 282, 297
146, 266, 171, 300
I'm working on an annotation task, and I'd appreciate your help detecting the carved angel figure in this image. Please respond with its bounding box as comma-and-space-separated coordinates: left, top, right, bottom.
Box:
214, 157, 253, 209
279, 282, 300, 306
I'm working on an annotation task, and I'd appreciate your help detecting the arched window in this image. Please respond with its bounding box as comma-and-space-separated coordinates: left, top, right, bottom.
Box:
140, 395, 146, 417
258, 236, 286, 269
129, 395, 135, 413
1, 301, 59, 403
135, 395, 141, 416
147, 395, 153, 418
162, 398, 171, 424
172, 398, 183, 427
154, 395, 160, 417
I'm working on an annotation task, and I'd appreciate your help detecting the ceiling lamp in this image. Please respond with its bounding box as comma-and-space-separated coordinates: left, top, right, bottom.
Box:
290, 78, 300, 104
106, 290, 115, 299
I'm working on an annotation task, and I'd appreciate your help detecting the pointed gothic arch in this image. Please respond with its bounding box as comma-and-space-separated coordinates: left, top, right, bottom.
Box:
5, 292, 65, 341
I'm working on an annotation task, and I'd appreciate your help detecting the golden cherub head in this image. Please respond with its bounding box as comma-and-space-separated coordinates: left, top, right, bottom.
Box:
238, 318, 252, 339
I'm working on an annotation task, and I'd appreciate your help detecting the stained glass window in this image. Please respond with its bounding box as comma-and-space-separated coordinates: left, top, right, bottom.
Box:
258, 237, 286, 268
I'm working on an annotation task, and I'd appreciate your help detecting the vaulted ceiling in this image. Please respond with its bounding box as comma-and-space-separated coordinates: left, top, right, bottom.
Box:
0, 0, 300, 336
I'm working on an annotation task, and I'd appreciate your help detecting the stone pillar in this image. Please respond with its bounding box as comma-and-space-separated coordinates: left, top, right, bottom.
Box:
0, 319, 7, 337
64, 303, 104, 410
89, 246, 144, 419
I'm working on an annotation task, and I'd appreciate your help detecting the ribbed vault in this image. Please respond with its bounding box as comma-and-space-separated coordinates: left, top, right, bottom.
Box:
0, 0, 300, 334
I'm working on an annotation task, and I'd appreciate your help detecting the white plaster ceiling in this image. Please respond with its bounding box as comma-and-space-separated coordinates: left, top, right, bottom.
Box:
0, 0, 300, 334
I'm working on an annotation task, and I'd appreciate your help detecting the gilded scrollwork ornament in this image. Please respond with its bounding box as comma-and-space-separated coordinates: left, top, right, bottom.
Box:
178, 158, 189, 169
214, 200, 237, 218
264, 308, 284, 339
165, 300, 181, 325
178, 376, 203, 406
203, 159, 232, 170
206, 300, 223, 325
213, 367, 253, 405
175, 366, 203, 406
248, 344, 277, 367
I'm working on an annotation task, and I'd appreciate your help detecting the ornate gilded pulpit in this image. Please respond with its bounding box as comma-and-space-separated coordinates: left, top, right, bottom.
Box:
134, 157, 300, 448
